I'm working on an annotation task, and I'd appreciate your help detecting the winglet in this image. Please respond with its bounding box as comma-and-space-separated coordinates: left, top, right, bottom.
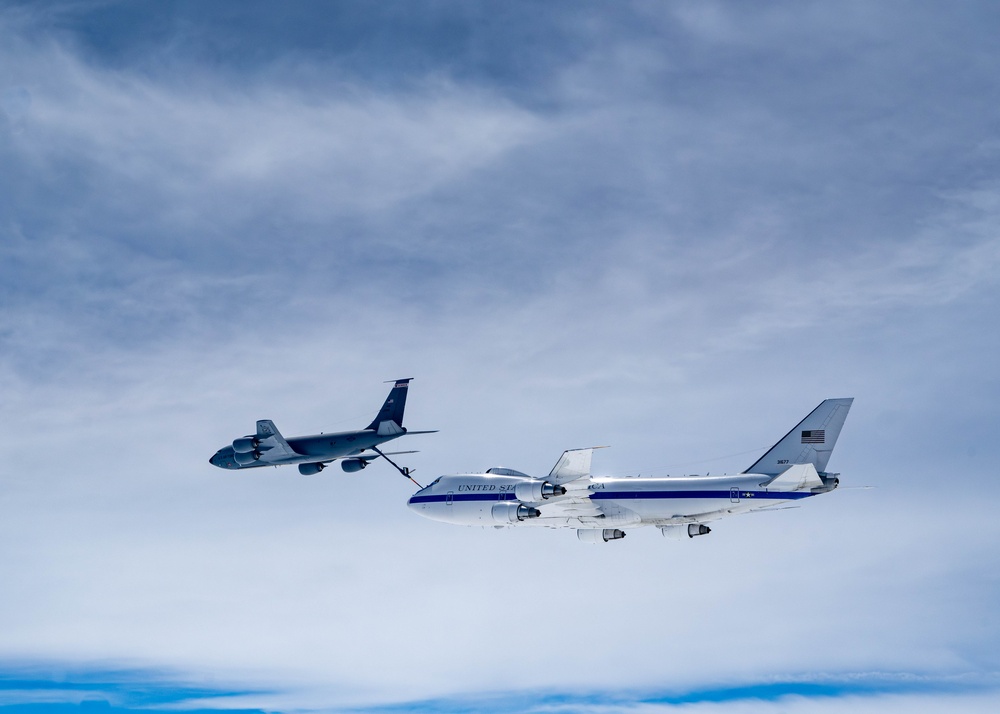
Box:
548, 446, 609, 485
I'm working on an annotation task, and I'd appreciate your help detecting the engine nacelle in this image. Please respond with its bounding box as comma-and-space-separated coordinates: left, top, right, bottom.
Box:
491, 503, 541, 524
577, 528, 626, 543
514, 480, 567, 502
232, 436, 259, 453
298, 462, 326, 476
660, 524, 712, 539
233, 449, 260, 466
341, 458, 368, 473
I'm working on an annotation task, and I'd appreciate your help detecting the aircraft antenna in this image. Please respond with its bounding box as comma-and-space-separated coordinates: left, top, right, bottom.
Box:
371, 446, 423, 489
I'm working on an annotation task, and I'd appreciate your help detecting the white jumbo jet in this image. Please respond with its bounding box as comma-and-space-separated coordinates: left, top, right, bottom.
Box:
407, 398, 853, 543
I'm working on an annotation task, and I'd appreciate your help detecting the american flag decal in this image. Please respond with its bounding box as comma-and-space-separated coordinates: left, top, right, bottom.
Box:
801, 429, 825, 444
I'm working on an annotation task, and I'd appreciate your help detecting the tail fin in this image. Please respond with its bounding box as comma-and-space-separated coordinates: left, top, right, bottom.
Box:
744, 398, 854, 476
366, 379, 412, 434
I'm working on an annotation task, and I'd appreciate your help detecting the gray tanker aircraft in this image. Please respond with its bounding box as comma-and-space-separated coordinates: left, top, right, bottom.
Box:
407, 398, 853, 543
210, 379, 435, 475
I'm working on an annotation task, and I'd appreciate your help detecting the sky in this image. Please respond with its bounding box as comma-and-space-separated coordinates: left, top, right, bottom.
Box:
2, 0, 1000, 712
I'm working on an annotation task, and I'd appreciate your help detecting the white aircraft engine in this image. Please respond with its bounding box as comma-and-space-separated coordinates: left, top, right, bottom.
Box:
660, 524, 711, 539
491, 503, 541, 524
514, 480, 566, 502
577, 528, 626, 543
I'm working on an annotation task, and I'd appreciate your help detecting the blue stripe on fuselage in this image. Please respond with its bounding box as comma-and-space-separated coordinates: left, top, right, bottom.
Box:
592, 490, 813, 501
408, 493, 516, 504
407, 490, 813, 504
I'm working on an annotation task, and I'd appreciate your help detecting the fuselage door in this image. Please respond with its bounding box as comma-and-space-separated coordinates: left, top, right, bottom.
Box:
446, 491, 454, 506
730, 488, 740, 503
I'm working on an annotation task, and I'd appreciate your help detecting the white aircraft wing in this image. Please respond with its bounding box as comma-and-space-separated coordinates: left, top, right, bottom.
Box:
254, 419, 299, 462
538, 479, 602, 519
540, 447, 640, 525
547, 447, 607, 485
537, 479, 640, 527
657, 509, 731, 525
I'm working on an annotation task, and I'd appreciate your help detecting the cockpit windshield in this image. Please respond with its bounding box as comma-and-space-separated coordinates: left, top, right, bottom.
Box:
485, 467, 529, 477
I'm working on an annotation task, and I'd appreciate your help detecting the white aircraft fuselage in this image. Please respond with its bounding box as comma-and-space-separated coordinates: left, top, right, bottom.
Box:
407, 468, 836, 538
407, 398, 852, 543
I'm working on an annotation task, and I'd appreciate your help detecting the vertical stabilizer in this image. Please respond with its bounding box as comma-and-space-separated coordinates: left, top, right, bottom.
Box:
366, 379, 412, 431
744, 398, 853, 476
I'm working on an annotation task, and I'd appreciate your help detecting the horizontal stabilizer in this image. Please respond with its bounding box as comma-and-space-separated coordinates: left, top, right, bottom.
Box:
376, 420, 405, 436
762, 463, 823, 491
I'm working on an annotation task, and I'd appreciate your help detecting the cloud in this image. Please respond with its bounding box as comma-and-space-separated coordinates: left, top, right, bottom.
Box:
2, 668, 999, 713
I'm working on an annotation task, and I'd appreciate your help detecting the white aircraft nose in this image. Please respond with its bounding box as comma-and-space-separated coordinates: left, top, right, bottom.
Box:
406, 490, 429, 512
